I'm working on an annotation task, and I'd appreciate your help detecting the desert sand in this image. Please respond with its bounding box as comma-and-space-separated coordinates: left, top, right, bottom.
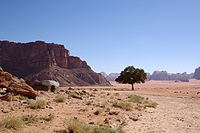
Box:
0, 80, 200, 133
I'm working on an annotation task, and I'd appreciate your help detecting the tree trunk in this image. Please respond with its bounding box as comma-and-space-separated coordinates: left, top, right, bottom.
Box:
131, 84, 134, 91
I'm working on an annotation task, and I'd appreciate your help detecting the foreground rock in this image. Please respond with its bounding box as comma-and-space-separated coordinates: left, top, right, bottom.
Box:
0, 70, 37, 99
30, 80, 60, 92
0, 41, 110, 86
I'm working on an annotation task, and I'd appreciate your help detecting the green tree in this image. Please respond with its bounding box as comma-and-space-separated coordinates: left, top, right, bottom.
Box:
115, 66, 147, 90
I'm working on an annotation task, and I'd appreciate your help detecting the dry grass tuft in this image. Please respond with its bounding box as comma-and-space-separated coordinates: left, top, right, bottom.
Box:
12, 94, 28, 101
0, 116, 24, 130
112, 101, 132, 111
29, 100, 47, 109
143, 100, 158, 108
128, 95, 158, 109
21, 114, 38, 125
55, 95, 66, 103
40, 114, 54, 122
64, 119, 124, 133
128, 95, 145, 103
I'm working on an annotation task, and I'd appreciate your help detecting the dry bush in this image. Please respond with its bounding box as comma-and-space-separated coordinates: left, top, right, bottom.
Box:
128, 95, 145, 103
40, 114, 54, 122
112, 101, 132, 111
64, 119, 124, 133
55, 95, 66, 103
128, 95, 158, 109
12, 94, 28, 101
21, 114, 38, 125
143, 100, 158, 108
29, 100, 46, 109
68, 91, 82, 99
0, 116, 24, 130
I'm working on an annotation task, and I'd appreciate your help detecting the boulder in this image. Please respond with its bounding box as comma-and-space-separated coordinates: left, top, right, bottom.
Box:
0, 94, 12, 101
0, 72, 13, 88
8, 81, 37, 98
0, 70, 37, 98
32, 80, 60, 92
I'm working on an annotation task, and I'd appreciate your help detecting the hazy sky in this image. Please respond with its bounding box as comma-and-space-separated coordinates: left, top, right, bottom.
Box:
0, 0, 200, 74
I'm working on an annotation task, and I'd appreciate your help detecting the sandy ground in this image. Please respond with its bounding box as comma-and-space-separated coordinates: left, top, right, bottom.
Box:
123, 94, 200, 133
0, 80, 200, 133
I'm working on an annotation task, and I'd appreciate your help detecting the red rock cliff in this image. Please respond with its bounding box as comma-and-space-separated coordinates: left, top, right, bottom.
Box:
0, 41, 110, 86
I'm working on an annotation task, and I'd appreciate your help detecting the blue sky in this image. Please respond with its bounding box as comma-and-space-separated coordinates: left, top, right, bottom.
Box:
0, 0, 200, 74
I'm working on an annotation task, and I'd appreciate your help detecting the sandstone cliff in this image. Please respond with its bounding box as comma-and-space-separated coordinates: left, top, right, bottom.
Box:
0, 41, 110, 86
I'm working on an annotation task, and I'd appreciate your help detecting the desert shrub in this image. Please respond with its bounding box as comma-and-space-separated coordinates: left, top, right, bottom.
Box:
29, 100, 46, 109
128, 95, 158, 109
143, 100, 158, 108
68, 91, 82, 99
21, 114, 38, 125
0, 116, 24, 130
134, 105, 145, 111
112, 101, 132, 111
128, 95, 145, 103
64, 119, 123, 133
55, 95, 66, 103
40, 114, 54, 122
12, 94, 28, 101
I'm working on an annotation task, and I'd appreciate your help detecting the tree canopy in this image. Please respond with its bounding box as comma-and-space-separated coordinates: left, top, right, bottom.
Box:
115, 66, 147, 90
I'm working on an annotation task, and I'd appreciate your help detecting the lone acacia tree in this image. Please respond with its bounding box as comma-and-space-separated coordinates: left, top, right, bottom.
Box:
115, 66, 147, 90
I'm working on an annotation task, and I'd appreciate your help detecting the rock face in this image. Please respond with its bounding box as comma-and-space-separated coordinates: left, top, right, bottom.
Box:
0, 70, 37, 98
0, 41, 110, 86
194, 67, 200, 80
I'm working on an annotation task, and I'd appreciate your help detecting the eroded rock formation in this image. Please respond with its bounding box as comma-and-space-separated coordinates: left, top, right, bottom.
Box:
0, 41, 110, 86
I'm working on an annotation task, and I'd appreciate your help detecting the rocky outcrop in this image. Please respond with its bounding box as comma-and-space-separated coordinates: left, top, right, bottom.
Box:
0, 70, 37, 98
194, 67, 200, 80
29, 80, 60, 92
0, 72, 13, 88
0, 41, 110, 86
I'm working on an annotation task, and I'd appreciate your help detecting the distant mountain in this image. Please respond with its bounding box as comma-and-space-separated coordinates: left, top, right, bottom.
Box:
150, 71, 193, 81
194, 67, 200, 80
100, 72, 107, 78
100, 72, 120, 81
102, 71, 194, 81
